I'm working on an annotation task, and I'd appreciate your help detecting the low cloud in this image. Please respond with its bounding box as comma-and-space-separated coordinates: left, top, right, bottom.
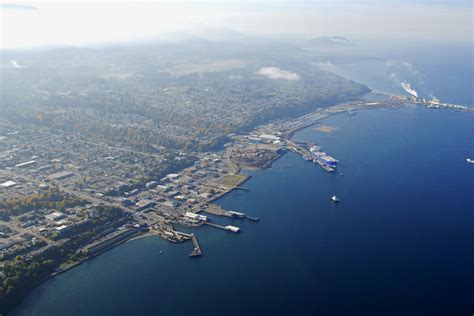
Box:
1, 4, 38, 11
99, 72, 133, 80
312, 61, 334, 68
256, 67, 300, 81
10, 60, 26, 68
228, 75, 243, 80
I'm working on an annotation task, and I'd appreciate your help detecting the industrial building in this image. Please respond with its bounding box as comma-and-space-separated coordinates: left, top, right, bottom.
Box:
184, 212, 207, 223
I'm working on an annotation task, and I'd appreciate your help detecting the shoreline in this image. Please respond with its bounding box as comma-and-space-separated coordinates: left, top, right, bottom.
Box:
6, 93, 471, 314
2, 229, 143, 313
208, 174, 252, 202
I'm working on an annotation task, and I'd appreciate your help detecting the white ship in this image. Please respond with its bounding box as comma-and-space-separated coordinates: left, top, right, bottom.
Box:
309, 145, 338, 172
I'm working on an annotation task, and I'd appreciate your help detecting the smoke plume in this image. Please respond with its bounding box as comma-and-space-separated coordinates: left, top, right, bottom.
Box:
400, 81, 418, 98
10, 60, 25, 68
387, 60, 425, 98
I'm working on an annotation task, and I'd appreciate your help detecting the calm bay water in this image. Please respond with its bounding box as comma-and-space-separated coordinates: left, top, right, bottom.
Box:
12, 105, 474, 316
322, 41, 474, 107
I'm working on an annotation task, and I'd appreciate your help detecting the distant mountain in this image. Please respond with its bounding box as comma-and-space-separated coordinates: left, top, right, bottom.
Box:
0, 4, 38, 11
155, 27, 253, 44
188, 27, 252, 43
306, 36, 353, 47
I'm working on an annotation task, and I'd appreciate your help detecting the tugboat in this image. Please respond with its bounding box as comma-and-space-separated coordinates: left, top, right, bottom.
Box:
331, 195, 340, 203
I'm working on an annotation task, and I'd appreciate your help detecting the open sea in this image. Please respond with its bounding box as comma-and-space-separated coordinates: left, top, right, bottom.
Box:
11, 45, 474, 316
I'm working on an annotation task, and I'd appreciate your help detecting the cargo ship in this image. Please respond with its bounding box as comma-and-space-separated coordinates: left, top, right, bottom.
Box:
309, 145, 338, 172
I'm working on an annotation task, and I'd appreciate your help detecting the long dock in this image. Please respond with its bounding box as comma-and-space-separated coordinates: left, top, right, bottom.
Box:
189, 234, 202, 257
204, 222, 240, 233
245, 215, 259, 222
286, 140, 309, 156
176, 231, 202, 257
286, 140, 337, 173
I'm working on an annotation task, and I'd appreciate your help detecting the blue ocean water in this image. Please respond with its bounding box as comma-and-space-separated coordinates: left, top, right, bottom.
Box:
11, 43, 474, 315
11, 105, 474, 316
323, 41, 474, 107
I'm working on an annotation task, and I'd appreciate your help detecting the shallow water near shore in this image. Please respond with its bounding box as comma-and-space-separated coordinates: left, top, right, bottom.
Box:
11, 105, 474, 316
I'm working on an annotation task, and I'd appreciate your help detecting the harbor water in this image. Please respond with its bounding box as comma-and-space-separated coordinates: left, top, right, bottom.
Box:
12, 105, 474, 316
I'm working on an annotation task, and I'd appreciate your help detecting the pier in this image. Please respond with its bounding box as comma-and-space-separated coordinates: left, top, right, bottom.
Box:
201, 204, 235, 218
189, 234, 202, 257
202, 205, 259, 222
245, 215, 259, 222
176, 231, 202, 257
204, 222, 240, 233
293, 141, 309, 148
285, 139, 337, 172
228, 210, 245, 218
203, 205, 259, 222
286, 140, 308, 156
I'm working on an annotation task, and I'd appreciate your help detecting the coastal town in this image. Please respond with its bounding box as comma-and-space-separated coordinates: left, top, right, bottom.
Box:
0, 68, 471, 311
0, 40, 378, 309
1, 92, 468, 267
2, 1, 472, 314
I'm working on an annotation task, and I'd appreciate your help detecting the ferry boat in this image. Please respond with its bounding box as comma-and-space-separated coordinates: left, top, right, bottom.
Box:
309, 145, 338, 169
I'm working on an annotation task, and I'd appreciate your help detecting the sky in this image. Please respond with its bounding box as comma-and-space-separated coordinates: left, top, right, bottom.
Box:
0, 0, 472, 50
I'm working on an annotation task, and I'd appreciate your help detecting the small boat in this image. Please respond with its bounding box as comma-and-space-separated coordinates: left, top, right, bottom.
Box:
159, 250, 163, 255
466, 158, 474, 164
331, 195, 340, 203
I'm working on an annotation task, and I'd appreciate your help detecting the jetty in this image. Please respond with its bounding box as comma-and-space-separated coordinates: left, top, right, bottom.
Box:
204, 222, 240, 233
245, 215, 259, 222
285, 139, 338, 173
176, 231, 202, 257
228, 210, 245, 218
286, 140, 308, 156
188, 234, 202, 257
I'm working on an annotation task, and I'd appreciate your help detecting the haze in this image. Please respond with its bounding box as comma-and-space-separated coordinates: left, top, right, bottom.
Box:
1, 0, 472, 50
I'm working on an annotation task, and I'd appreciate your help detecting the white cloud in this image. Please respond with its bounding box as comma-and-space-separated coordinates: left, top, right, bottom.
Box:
256, 67, 300, 81
311, 61, 334, 68
10, 60, 26, 68
99, 73, 134, 80
228, 75, 243, 80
